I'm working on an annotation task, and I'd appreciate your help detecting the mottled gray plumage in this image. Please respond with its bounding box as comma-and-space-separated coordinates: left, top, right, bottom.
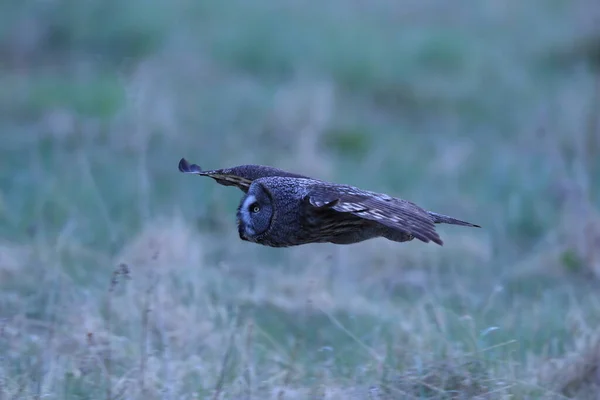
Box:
178, 158, 480, 248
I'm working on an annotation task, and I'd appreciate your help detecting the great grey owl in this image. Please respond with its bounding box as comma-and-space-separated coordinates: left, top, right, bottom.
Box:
178, 158, 480, 248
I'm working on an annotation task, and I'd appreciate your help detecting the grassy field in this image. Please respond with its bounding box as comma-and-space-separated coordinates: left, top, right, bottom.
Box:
1, 0, 600, 398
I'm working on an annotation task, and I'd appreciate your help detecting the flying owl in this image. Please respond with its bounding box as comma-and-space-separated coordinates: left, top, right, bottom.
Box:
178, 158, 480, 248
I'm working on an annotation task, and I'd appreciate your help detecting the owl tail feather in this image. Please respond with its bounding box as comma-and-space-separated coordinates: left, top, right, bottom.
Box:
428, 211, 481, 228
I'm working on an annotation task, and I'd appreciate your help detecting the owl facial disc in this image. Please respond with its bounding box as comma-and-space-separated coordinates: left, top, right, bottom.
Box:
238, 194, 258, 237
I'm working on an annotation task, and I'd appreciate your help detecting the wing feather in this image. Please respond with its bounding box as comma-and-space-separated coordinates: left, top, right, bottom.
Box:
178, 158, 310, 193
306, 184, 443, 245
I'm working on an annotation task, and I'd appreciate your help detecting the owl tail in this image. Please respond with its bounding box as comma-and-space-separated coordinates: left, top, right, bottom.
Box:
428, 211, 481, 228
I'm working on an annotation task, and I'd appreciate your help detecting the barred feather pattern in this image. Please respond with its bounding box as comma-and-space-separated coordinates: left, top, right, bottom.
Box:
178, 158, 309, 192
305, 184, 443, 245
179, 158, 480, 248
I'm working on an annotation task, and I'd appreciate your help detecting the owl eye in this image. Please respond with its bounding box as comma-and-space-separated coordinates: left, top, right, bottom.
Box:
249, 202, 260, 213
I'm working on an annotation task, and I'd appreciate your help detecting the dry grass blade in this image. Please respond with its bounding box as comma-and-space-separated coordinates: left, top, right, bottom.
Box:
212, 325, 238, 400
276, 337, 301, 400
243, 320, 255, 400
105, 264, 131, 400
316, 304, 384, 365
139, 286, 151, 396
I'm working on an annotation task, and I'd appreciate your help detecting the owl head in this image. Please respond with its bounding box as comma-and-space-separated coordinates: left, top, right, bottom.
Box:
236, 181, 274, 243
234, 177, 310, 247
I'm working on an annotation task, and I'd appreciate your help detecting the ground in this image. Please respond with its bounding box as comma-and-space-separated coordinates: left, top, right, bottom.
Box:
1, 0, 600, 399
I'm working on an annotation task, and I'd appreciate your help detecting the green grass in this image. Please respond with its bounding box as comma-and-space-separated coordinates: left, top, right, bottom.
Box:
1, 0, 600, 398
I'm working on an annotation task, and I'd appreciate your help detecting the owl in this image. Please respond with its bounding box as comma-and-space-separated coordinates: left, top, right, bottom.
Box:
178, 158, 480, 248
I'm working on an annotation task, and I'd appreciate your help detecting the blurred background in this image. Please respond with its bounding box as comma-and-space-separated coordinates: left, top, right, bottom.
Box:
1, 0, 600, 398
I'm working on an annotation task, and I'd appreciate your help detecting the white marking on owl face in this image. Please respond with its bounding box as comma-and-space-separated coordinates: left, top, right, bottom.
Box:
239, 194, 257, 236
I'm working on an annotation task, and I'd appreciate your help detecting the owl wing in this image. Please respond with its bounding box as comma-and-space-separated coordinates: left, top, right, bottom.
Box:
305, 184, 443, 245
179, 158, 310, 193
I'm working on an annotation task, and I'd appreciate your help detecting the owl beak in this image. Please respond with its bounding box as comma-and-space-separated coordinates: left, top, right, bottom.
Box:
238, 230, 250, 242
237, 219, 249, 241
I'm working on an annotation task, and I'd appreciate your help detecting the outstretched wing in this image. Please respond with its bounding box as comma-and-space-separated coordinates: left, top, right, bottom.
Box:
179, 158, 253, 191
178, 158, 311, 193
305, 184, 443, 245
